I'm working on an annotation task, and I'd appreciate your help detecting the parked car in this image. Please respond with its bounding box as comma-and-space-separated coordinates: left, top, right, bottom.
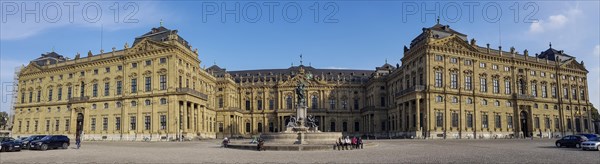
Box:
555, 135, 588, 148
0, 137, 23, 152
21, 135, 46, 149
29, 135, 70, 151
577, 134, 599, 141
581, 138, 600, 151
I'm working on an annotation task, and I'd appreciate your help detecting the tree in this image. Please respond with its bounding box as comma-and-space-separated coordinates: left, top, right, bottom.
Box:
591, 106, 600, 121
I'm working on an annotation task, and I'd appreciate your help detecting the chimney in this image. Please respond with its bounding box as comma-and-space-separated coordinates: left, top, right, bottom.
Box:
498, 46, 502, 56
486, 43, 490, 53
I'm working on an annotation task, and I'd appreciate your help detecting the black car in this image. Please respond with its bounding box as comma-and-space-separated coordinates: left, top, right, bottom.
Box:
29, 135, 70, 151
0, 137, 23, 152
21, 135, 46, 149
555, 135, 588, 148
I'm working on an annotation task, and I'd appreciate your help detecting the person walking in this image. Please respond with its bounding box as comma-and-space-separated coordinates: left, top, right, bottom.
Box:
76, 137, 81, 149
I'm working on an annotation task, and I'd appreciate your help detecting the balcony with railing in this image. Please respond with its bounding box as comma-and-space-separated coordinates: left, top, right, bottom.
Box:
68, 96, 89, 103
395, 85, 425, 97
176, 88, 208, 100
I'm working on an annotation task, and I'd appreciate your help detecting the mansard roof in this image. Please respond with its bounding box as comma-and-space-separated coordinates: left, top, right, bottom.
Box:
133, 26, 191, 50
226, 65, 373, 83
537, 47, 574, 62
31, 52, 66, 66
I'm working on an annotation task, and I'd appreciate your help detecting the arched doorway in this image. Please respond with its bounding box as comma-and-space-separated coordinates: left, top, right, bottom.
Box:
76, 113, 84, 140
520, 111, 529, 137
575, 118, 581, 133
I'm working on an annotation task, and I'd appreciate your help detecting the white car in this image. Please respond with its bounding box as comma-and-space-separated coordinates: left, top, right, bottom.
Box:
581, 138, 600, 151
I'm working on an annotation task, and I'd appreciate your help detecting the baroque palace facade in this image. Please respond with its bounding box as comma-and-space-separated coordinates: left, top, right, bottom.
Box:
12, 23, 595, 140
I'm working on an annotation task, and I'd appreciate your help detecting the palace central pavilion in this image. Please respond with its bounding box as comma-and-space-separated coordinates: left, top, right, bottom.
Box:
12, 23, 595, 140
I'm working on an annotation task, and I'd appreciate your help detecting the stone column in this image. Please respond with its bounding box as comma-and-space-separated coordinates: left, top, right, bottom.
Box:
408, 101, 413, 131
416, 99, 421, 131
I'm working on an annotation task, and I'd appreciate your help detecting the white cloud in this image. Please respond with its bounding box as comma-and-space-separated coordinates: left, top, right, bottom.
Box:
528, 8, 580, 34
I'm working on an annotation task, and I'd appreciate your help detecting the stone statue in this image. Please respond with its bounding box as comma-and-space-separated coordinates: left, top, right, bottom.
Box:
306, 115, 318, 128
286, 116, 297, 128
296, 82, 306, 106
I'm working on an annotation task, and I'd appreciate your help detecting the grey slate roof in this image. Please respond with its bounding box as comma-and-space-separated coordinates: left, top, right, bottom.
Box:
133, 26, 191, 50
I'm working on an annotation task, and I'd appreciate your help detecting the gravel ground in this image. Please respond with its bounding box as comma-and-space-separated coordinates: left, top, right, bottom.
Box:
1, 139, 599, 163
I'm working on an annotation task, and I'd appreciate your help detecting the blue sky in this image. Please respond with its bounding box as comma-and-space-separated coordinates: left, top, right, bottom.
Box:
1, 1, 599, 114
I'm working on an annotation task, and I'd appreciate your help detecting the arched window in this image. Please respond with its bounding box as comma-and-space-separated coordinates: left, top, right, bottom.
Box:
245, 122, 251, 133
160, 98, 167, 105
104, 103, 109, 109
116, 101, 122, 108
311, 95, 318, 109
145, 99, 151, 106
286, 95, 293, 109
257, 122, 263, 133
131, 101, 137, 107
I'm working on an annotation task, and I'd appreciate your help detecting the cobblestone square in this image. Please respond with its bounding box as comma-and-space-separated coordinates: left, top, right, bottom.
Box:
1, 139, 599, 163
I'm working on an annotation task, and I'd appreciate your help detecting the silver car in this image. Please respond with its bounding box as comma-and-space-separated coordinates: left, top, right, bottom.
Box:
581, 138, 600, 151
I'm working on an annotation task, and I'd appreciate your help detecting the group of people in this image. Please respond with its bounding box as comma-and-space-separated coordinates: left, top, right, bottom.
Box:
335, 136, 363, 150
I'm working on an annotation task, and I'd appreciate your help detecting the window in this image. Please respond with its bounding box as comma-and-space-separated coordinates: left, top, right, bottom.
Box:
329, 99, 336, 109
116, 117, 121, 130
92, 83, 98, 97
257, 100, 263, 110
464, 59, 472, 65
45, 120, 50, 131
530, 70, 536, 76
492, 79, 499, 93
504, 80, 511, 94
29, 91, 33, 103
67, 87, 72, 99
435, 96, 443, 102
65, 119, 69, 131
342, 122, 348, 132
492, 65, 498, 70
554, 118, 559, 129
480, 77, 487, 92
529, 83, 537, 97
534, 117, 540, 129
542, 85, 547, 98
245, 100, 251, 110
105, 67, 110, 73
507, 116, 513, 129
466, 113, 473, 128
550, 85, 557, 98
34, 120, 38, 131
131, 101, 137, 107
93, 69, 98, 75
37, 90, 41, 102
580, 89, 585, 100
55, 120, 59, 131
451, 112, 459, 127
466, 97, 473, 104
116, 101, 122, 108
494, 100, 500, 106
504, 66, 510, 72
131, 78, 137, 93
506, 101, 512, 107
145, 99, 151, 106
482, 113, 488, 128
117, 65, 123, 71
160, 115, 167, 130
563, 87, 568, 99
104, 103, 109, 109
80, 71, 85, 76
450, 57, 457, 63
48, 89, 53, 101
69, 73, 73, 78
144, 116, 151, 130
245, 122, 251, 133
91, 118, 96, 131
541, 72, 545, 77
566, 118, 572, 129
145, 60, 152, 66
160, 58, 167, 64
92, 104, 97, 109
379, 97, 384, 107
330, 122, 336, 131
311, 95, 318, 109
160, 75, 167, 90
435, 55, 443, 61
479, 62, 486, 68
584, 118, 589, 130
145, 77, 151, 92
354, 122, 360, 132
131, 63, 137, 68
160, 98, 167, 105
545, 117, 551, 129
269, 99, 274, 110
130, 116, 137, 130
103, 118, 108, 131
116, 81, 123, 95
495, 115, 501, 128
451, 97, 458, 103
450, 73, 458, 89
287, 96, 293, 109
436, 111, 443, 127
354, 99, 359, 110
481, 99, 488, 105
104, 82, 110, 96
572, 88, 577, 100
465, 76, 472, 90
435, 71, 443, 88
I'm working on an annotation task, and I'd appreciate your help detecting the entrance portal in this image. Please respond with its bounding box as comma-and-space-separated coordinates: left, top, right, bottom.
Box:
575, 118, 581, 133
76, 113, 84, 140
520, 111, 529, 137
